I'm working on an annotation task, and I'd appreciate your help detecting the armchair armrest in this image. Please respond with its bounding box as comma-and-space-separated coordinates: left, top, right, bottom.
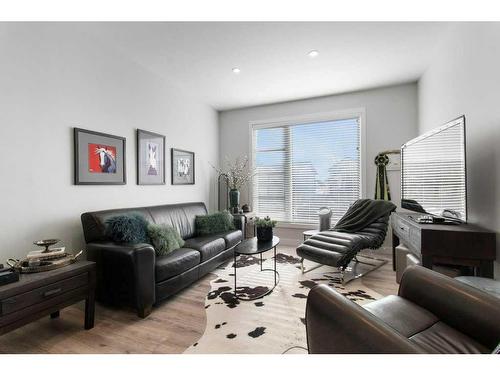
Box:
306, 284, 422, 353
86, 241, 155, 318
399, 266, 500, 349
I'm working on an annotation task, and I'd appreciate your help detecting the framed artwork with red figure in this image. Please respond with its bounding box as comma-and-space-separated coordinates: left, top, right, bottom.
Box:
88, 143, 117, 174
74, 128, 126, 185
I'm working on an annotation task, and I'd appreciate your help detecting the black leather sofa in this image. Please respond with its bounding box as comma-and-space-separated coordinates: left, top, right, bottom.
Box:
81, 202, 243, 318
306, 266, 500, 353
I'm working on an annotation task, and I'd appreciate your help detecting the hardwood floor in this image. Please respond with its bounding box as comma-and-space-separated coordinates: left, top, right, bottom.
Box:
0, 245, 398, 354
357, 249, 399, 296
0, 274, 212, 354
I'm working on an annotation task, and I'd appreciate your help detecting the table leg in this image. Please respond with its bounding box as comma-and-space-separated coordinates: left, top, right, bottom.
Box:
50, 311, 60, 319
421, 254, 433, 270
85, 289, 95, 330
479, 260, 494, 278
392, 232, 400, 271
234, 252, 237, 297
274, 246, 277, 286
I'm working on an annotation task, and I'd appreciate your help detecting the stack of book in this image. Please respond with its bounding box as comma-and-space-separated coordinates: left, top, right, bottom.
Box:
27, 247, 67, 263
0, 264, 19, 286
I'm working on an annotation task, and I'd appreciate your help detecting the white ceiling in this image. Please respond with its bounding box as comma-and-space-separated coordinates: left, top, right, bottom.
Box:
80, 22, 451, 111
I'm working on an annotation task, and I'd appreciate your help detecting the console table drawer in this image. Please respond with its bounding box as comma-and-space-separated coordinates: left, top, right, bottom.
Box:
0, 272, 88, 316
393, 217, 410, 241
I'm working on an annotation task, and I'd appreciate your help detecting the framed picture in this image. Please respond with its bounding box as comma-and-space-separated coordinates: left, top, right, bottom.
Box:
136, 129, 166, 185
171, 148, 195, 185
74, 128, 126, 185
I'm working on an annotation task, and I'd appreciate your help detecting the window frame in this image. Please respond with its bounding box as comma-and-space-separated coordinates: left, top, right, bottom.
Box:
248, 108, 367, 229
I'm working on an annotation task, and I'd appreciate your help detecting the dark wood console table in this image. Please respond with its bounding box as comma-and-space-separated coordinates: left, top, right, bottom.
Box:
391, 212, 496, 278
0, 261, 96, 335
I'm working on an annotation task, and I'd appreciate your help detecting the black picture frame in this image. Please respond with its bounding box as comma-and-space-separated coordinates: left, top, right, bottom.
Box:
74, 128, 127, 185
136, 129, 166, 185
171, 148, 195, 185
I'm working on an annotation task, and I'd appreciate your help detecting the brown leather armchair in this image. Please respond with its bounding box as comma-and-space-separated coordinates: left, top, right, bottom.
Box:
305, 266, 500, 354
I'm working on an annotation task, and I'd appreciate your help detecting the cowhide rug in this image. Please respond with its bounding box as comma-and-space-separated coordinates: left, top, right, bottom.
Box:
184, 251, 382, 354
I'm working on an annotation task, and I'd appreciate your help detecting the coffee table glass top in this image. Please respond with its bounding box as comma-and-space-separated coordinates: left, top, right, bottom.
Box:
234, 236, 280, 255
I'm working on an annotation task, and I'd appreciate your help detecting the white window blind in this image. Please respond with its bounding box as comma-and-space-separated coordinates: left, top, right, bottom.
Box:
401, 117, 466, 221
252, 117, 361, 225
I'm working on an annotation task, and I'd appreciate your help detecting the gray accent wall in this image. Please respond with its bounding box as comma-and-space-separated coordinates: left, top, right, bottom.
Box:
0, 23, 219, 262
219, 83, 418, 245
418, 23, 500, 278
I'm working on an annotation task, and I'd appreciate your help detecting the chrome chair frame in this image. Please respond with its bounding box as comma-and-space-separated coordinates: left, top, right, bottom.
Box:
299, 250, 387, 285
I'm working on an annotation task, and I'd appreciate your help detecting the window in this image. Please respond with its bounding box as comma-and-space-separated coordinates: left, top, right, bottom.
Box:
251, 112, 363, 225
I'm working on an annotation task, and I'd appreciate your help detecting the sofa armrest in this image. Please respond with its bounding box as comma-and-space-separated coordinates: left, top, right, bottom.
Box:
306, 284, 422, 353
86, 241, 155, 318
399, 266, 500, 349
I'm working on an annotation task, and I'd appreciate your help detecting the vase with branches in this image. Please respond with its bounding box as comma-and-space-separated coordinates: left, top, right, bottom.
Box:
211, 156, 255, 212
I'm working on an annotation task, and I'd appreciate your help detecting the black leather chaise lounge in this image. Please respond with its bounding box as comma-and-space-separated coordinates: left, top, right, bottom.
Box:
81, 202, 244, 318
296, 199, 396, 283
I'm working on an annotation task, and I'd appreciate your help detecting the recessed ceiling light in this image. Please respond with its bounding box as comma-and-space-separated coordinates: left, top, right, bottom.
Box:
232, 67, 241, 74
308, 50, 319, 58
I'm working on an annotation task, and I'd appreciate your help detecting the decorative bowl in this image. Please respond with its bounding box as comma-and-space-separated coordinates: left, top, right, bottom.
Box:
33, 239, 60, 253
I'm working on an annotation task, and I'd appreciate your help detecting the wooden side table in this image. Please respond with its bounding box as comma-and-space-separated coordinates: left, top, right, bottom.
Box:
233, 211, 256, 238
0, 261, 96, 335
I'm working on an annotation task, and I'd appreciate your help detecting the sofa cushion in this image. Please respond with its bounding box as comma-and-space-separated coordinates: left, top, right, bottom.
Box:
148, 203, 207, 239
184, 235, 226, 262
221, 230, 242, 249
409, 321, 489, 354
364, 295, 439, 337
155, 248, 201, 282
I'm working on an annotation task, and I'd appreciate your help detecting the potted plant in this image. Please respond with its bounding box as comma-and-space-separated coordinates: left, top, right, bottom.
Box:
211, 156, 255, 213
255, 216, 277, 241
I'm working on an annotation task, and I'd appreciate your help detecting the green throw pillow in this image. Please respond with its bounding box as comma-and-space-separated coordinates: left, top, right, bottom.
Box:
148, 223, 185, 256
105, 213, 150, 244
195, 210, 235, 236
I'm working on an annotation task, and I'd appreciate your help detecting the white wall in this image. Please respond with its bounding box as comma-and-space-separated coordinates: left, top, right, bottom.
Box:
0, 23, 219, 262
219, 83, 418, 245
418, 23, 500, 278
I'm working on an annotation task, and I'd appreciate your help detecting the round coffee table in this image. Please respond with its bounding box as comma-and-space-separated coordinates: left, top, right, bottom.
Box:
233, 236, 280, 300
